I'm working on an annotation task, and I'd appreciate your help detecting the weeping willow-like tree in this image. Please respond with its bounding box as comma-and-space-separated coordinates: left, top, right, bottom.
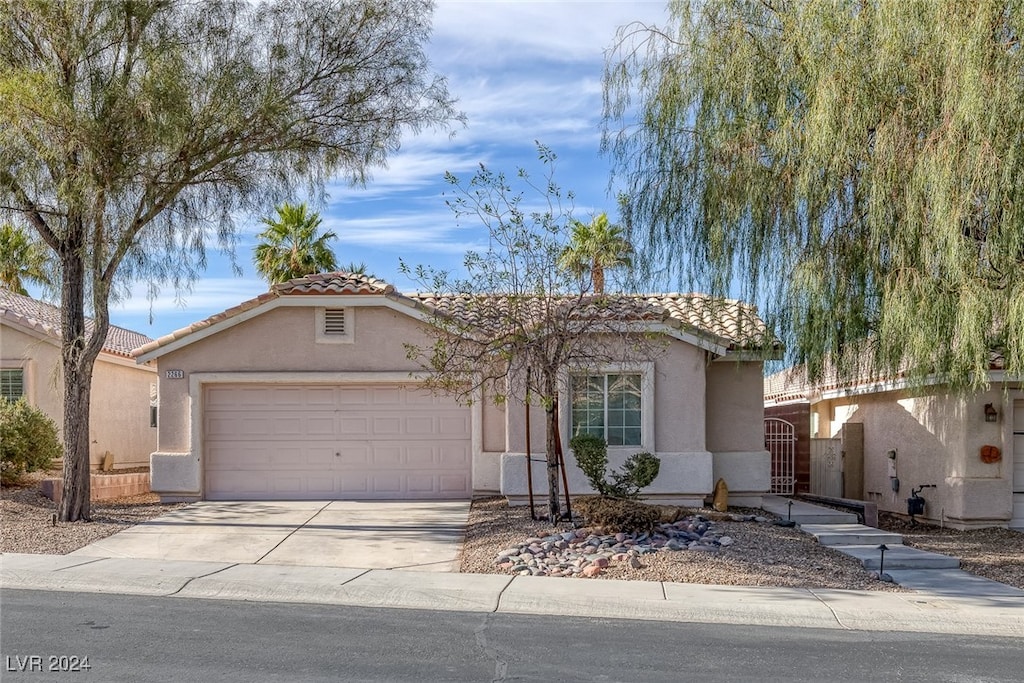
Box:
0, 0, 459, 521
603, 0, 1024, 389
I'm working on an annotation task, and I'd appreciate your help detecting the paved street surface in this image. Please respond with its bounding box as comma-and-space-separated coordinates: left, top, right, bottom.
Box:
3, 589, 1022, 683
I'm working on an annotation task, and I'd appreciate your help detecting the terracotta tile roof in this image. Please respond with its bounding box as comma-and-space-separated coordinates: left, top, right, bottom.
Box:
764, 348, 1010, 404
407, 292, 776, 350
0, 287, 152, 358
272, 271, 395, 296
133, 271, 778, 358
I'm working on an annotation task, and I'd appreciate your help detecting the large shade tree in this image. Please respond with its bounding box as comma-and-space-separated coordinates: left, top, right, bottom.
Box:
603, 0, 1024, 389
254, 203, 338, 284
0, 0, 460, 521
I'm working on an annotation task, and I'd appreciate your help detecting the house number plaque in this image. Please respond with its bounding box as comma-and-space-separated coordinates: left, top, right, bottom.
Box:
165, 370, 185, 379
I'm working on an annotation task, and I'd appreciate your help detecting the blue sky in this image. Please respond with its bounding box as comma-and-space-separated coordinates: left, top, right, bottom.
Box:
109, 1, 670, 339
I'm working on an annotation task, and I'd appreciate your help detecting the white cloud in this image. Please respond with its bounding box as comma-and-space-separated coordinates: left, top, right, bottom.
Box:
324, 150, 482, 201
321, 212, 487, 256
110, 277, 265, 317
432, 1, 668, 65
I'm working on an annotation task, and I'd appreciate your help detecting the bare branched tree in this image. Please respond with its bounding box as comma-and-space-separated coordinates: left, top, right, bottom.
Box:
403, 145, 664, 520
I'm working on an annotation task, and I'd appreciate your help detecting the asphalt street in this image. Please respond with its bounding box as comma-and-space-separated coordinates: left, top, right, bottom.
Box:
2, 589, 1022, 683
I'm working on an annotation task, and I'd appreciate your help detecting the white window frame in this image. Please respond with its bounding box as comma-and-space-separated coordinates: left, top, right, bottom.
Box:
315, 307, 354, 344
0, 363, 28, 402
560, 362, 655, 452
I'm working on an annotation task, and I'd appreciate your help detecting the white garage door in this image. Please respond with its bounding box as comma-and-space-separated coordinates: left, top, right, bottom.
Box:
203, 384, 472, 500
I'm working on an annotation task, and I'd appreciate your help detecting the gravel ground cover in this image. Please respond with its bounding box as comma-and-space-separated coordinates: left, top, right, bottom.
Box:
459, 497, 907, 591
0, 471, 186, 555
878, 512, 1024, 590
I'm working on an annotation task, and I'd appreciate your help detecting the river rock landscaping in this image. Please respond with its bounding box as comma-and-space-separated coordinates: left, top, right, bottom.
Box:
494, 513, 752, 578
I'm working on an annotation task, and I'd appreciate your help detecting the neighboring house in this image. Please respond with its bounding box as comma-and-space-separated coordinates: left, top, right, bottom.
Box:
0, 288, 157, 469
133, 272, 778, 505
764, 364, 1024, 530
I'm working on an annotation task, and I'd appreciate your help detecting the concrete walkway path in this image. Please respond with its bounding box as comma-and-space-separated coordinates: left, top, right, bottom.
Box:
782, 501, 1024, 599
68, 500, 470, 572
2, 553, 1022, 638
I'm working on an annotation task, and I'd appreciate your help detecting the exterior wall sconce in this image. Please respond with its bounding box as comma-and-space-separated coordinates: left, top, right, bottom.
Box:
984, 403, 998, 422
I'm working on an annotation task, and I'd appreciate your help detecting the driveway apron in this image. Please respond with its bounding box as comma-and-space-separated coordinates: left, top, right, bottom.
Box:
69, 500, 470, 572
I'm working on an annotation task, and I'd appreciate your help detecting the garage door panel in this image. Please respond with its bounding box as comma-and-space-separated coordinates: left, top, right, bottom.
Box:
339, 475, 371, 494
204, 384, 471, 500
305, 447, 336, 466
337, 446, 370, 466
371, 473, 403, 494
407, 474, 437, 493
338, 387, 370, 404
406, 446, 436, 467
438, 444, 472, 467
304, 387, 336, 406
373, 416, 403, 434
371, 386, 402, 405
405, 416, 436, 435
439, 415, 470, 436
306, 416, 336, 436
439, 474, 470, 494
372, 446, 402, 467
338, 416, 370, 436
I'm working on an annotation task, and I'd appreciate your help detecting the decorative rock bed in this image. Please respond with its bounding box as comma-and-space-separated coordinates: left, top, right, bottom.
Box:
495, 513, 769, 578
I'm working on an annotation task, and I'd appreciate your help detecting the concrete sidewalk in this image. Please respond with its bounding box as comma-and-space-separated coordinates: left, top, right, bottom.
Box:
3, 553, 1022, 638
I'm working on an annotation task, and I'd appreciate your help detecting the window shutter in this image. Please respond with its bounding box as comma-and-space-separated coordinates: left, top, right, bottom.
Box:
323, 309, 347, 335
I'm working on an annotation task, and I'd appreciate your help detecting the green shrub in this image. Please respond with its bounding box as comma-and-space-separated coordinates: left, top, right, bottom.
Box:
568, 434, 661, 499
0, 399, 62, 484
574, 495, 661, 533
569, 433, 609, 494
610, 452, 661, 499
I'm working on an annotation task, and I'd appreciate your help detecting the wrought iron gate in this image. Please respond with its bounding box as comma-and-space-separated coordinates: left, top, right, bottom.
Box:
764, 417, 796, 495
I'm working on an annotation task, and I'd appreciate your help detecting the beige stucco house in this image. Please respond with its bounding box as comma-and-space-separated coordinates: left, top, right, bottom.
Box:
765, 366, 1024, 530
0, 288, 157, 469
134, 272, 777, 506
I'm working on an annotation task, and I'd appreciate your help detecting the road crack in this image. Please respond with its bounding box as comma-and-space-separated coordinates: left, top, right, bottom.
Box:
474, 612, 509, 682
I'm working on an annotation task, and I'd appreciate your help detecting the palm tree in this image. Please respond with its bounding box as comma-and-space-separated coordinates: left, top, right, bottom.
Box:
253, 203, 338, 284
559, 212, 633, 294
0, 223, 50, 294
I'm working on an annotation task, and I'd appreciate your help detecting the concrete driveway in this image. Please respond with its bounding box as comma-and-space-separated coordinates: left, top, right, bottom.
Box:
69, 500, 470, 572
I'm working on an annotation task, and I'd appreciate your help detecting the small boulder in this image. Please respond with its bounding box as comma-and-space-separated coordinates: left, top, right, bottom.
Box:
712, 478, 729, 512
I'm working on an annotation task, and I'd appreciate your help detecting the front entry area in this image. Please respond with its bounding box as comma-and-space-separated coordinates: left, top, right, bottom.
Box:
202, 384, 472, 500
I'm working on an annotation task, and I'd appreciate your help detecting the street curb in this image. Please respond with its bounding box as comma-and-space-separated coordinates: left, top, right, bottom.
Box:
3, 553, 1023, 637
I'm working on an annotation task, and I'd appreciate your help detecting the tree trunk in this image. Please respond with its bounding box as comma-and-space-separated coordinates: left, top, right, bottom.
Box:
57, 248, 97, 522
593, 263, 605, 295
545, 403, 561, 521
543, 369, 562, 520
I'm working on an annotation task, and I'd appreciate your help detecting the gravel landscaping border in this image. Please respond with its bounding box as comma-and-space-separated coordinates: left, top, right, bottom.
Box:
1, 471, 186, 555
460, 497, 907, 590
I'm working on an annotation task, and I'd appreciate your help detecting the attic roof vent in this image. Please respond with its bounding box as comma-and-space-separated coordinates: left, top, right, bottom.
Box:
324, 308, 346, 335
316, 307, 353, 344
